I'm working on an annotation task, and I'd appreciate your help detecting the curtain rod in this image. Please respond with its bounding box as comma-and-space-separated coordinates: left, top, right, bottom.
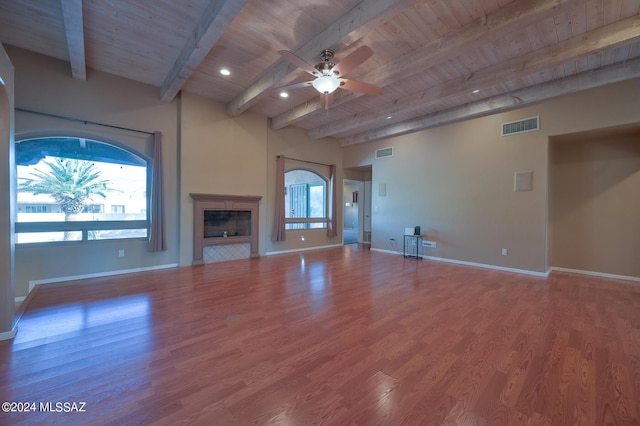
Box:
15, 108, 155, 136
278, 155, 332, 168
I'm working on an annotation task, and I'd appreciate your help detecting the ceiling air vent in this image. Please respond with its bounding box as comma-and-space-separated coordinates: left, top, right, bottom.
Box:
501, 116, 539, 136
375, 147, 393, 159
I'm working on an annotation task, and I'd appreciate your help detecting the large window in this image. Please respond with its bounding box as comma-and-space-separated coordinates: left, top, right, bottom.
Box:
15, 136, 149, 244
284, 169, 327, 230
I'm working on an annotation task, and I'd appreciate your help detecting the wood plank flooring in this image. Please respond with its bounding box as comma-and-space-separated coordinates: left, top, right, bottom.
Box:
1, 245, 640, 425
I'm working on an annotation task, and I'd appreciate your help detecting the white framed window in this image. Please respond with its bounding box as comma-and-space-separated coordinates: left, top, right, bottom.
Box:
15, 136, 149, 244
284, 169, 327, 230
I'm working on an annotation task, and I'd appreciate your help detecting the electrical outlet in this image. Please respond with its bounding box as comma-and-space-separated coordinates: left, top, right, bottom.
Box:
118, 249, 125, 257
501, 248, 508, 256
422, 240, 436, 248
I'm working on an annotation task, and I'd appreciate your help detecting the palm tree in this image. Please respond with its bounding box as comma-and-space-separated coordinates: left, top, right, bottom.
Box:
19, 158, 111, 238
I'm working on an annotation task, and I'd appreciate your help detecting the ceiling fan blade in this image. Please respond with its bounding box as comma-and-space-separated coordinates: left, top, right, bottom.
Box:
320, 93, 333, 110
340, 79, 382, 95
278, 50, 318, 76
273, 80, 313, 91
333, 46, 374, 77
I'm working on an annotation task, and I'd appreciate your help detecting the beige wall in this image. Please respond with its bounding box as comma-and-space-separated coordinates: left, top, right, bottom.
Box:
7, 46, 180, 297
550, 129, 640, 277
265, 125, 343, 253
0, 43, 16, 335
178, 93, 344, 263
344, 115, 548, 271
344, 168, 371, 181
178, 92, 268, 265
343, 78, 640, 274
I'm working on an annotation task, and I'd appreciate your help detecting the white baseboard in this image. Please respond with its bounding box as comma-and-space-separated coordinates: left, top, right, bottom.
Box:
371, 250, 639, 282
371, 248, 549, 277
550, 267, 640, 283
0, 323, 18, 341
423, 255, 549, 277
371, 248, 403, 256
28, 263, 179, 292
266, 244, 343, 256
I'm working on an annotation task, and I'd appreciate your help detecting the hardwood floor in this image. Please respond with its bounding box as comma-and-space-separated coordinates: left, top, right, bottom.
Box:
1, 245, 640, 425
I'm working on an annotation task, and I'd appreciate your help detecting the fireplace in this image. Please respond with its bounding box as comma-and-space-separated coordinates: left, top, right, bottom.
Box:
191, 194, 262, 265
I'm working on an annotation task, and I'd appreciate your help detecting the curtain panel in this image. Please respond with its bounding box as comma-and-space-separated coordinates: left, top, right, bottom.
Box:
271, 155, 286, 242
148, 131, 167, 252
327, 164, 338, 238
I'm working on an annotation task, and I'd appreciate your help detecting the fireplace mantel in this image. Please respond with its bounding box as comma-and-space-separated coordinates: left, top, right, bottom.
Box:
190, 193, 262, 265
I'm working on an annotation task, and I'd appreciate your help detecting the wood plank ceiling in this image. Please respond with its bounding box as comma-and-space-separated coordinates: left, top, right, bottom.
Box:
1, 0, 639, 146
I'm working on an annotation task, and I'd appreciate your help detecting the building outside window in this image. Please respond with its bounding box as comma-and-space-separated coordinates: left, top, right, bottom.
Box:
84, 204, 104, 214
24, 205, 48, 213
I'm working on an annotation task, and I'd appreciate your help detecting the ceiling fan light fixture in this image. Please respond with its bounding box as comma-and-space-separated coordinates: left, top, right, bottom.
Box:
312, 75, 340, 94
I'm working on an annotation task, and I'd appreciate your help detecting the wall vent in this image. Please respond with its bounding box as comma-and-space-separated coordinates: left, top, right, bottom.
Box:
375, 147, 393, 159
514, 171, 533, 192
502, 116, 539, 136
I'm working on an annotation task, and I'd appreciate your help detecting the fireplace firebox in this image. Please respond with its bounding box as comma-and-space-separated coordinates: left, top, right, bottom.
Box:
204, 210, 251, 238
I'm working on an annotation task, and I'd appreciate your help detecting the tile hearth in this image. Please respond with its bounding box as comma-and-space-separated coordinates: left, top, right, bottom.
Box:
203, 243, 251, 263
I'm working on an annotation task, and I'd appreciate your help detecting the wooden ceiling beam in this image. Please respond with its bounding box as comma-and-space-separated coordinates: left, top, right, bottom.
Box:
160, 0, 248, 103
272, 0, 588, 131
314, 13, 640, 140
61, 0, 86, 81
225, 0, 422, 117
270, 89, 354, 130
340, 58, 640, 146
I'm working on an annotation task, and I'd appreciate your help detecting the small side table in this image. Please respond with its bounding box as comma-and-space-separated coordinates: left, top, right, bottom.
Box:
403, 234, 422, 259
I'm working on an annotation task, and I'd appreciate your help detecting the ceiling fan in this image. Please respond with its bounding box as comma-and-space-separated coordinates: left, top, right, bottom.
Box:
276, 46, 382, 109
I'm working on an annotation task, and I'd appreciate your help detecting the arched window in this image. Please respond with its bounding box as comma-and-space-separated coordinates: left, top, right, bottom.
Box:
284, 169, 327, 229
15, 136, 149, 243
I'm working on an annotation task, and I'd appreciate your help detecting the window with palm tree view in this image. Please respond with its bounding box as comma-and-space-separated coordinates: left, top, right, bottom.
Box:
284, 169, 327, 230
16, 137, 148, 243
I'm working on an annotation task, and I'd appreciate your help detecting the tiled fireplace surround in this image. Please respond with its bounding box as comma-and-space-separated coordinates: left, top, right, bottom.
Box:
190, 193, 262, 265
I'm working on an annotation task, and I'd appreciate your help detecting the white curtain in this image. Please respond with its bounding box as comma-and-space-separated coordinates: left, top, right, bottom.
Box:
148, 131, 167, 252
271, 155, 286, 242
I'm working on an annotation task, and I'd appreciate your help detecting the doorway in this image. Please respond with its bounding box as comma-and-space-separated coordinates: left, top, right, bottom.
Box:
343, 180, 361, 244
549, 125, 640, 278
343, 166, 372, 246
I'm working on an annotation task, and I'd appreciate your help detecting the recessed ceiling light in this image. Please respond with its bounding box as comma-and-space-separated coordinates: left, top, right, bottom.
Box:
386, 116, 392, 120
472, 89, 480, 94
280, 92, 289, 98
220, 68, 231, 76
